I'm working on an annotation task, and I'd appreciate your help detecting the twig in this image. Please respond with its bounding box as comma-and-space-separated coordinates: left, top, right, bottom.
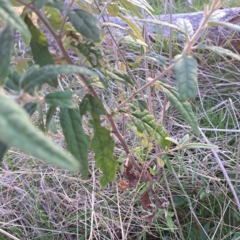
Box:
16, 0, 133, 162
0, 228, 20, 240
115, 1, 222, 110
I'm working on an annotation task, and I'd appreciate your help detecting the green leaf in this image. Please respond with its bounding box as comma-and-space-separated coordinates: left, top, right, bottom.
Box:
160, 83, 199, 136
132, 18, 185, 35
16, 61, 28, 74
145, 54, 166, 65
106, 69, 134, 86
198, 44, 240, 61
45, 105, 56, 133
80, 94, 118, 187
44, 6, 62, 31
34, 0, 48, 9
34, 0, 64, 10
136, 99, 148, 112
208, 21, 240, 32
131, 110, 170, 149
24, 103, 37, 116
184, 143, 218, 149
5, 67, 21, 91
165, 137, 178, 145
174, 55, 198, 101
72, 41, 102, 67
68, 9, 100, 42
166, 216, 175, 233
107, 3, 119, 17
45, 0, 63, 10
0, 91, 79, 171
60, 108, 89, 179
24, 15, 55, 67
0, 141, 8, 161
118, 13, 145, 44
121, 0, 153, 17
200, 222, 210, 240
0, 25, 14, 85
20, 64, 97, 92
45, 91, 74, 108
0, 0, 30, 37
178, 134, 192, 146
120, 0, 141, 18
162, 154, 172, 172
176, 18, 193, 40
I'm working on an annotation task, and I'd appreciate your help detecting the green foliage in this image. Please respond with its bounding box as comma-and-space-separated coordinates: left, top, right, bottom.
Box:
1, 2, 239, 237
20, 64, 97, 91
45, 91, 74, 108
0, 0, 30, 36
24, 15, 55, 66
68, 9, 100, 42
176, 18, 194, 40
131, 110, 170, 150
198, 44, 240, 61
60, 108, 89, 179
0, 25, 14, 85
0, 91, 79, 171
160, 82, 199, 136
174, 55, 198, 101
80, 94, 118, 187
43, 6, 62, 31
107, 68, 134, 86
45, 105, 56, 132
72, 41, 103, 67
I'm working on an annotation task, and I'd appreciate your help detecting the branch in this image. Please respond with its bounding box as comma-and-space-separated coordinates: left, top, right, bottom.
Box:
15, 0, 132, 160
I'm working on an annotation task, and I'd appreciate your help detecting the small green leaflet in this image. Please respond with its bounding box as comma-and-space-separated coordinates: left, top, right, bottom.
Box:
0, 92, 79, 171
60, 108, 89, 179
68, 9, 100, 42
160, 83, 199, 136
24, 15, 55, 67
20, 64, 97, 92
45, 91, 74, 108
131, 110, 170, 149
0, 25, 14, 85
174, 55, 198, 101
0, 0, 30, 37
80, 94, 118, 187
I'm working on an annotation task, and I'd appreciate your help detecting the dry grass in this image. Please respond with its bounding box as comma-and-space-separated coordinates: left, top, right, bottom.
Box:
1, 1, 240, 240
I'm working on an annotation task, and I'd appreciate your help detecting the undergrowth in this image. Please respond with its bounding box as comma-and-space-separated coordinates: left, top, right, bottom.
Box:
0, 0, 240, 239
